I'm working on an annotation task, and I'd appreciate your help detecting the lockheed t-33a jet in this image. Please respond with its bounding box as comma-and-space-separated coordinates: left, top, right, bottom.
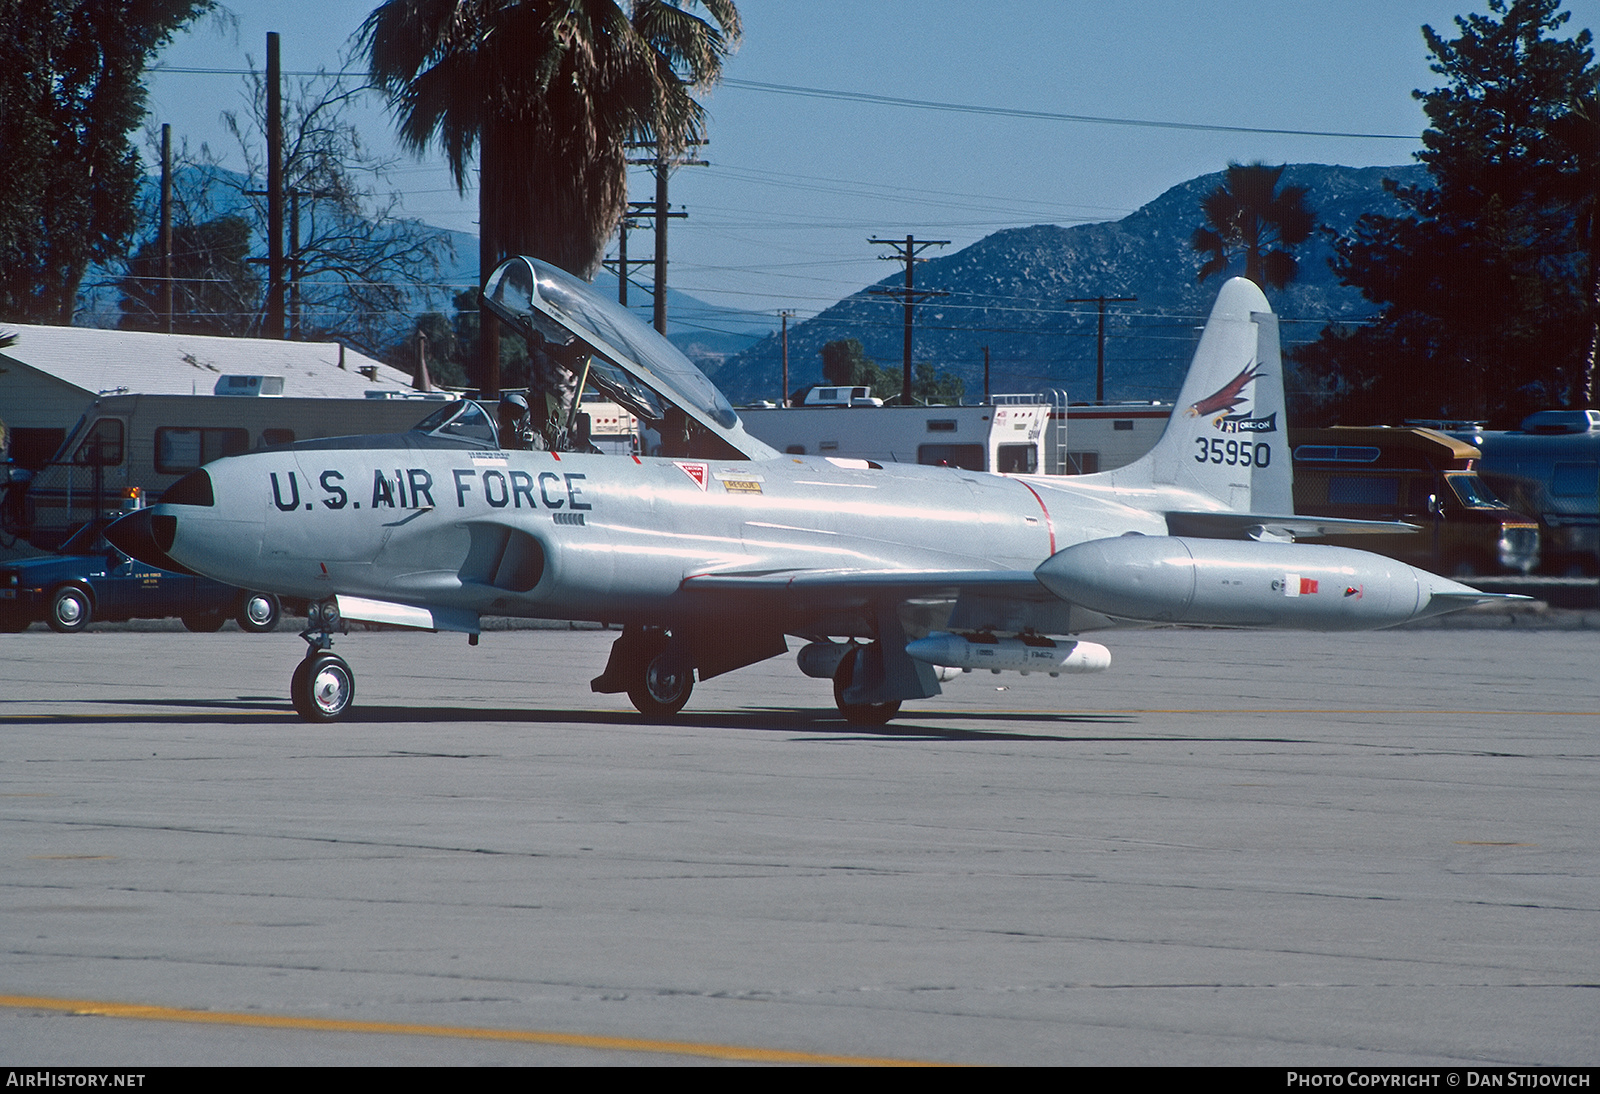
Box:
109, 258, 1515, 723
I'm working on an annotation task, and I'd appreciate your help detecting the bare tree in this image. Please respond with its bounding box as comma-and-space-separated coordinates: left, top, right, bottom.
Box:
223, 60, 452, 355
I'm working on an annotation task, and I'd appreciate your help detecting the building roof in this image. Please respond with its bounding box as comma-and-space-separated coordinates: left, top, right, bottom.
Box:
0, 324, 417, 399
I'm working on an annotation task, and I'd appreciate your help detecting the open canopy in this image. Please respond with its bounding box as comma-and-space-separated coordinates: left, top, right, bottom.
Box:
481, 257, 775, 460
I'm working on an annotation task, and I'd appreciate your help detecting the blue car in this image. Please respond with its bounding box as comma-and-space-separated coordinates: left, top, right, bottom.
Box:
0, 519, 280, 634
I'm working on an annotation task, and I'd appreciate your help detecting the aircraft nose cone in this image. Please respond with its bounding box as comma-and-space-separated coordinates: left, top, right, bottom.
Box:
106, 509, 197, 575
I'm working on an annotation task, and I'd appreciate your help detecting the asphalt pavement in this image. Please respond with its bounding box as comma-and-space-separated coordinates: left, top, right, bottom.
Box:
1, 625, 1595, 1065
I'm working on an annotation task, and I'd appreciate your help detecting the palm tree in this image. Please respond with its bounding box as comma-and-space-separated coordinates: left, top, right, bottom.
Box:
360, 1, 740, 394
1191, 162, 1315, 290
362, 0, 738, 278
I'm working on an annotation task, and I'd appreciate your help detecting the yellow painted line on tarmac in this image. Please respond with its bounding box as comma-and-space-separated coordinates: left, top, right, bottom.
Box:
0, 993, 953, 1066
941, 708, 1600, 717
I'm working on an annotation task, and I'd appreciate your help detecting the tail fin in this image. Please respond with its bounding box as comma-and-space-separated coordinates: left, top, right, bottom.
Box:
1120, 277, 1291, 514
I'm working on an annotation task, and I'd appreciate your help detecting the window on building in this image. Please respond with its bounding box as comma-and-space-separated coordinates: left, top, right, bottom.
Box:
918, 443, 985, 471
996, 444, 1037, 474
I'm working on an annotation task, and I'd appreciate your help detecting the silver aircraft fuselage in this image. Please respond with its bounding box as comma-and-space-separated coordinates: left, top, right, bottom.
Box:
164, 439, 1174, 630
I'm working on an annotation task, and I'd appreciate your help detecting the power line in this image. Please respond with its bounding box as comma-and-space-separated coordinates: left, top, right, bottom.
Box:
720, 78, 1418, 141
149, 66, 1419, 141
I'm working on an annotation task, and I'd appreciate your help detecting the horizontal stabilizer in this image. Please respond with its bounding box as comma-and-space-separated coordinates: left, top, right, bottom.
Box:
1426, 590, 1534, 607
1166, 511, 1420, 541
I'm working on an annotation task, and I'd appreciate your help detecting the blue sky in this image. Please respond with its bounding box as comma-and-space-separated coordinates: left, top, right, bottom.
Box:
143, 1, 1599, 321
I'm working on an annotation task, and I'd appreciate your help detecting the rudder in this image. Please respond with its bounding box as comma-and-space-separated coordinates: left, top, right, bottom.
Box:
1126, 277, 1291, 514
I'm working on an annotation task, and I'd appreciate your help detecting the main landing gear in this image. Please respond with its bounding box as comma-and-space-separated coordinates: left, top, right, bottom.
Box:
291, 599, 354, 722
629, 643, 693, 717
832, 643, 902, 726
800, 633, 934, 726
590, 625, 695, 717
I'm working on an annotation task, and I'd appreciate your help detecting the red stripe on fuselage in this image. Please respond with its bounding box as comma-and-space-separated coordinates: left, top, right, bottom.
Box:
1018, 480, 1056, 555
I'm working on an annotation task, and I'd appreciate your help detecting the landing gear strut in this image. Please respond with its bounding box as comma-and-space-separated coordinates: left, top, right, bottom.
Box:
832, 644, 901, 726
592, 625, 695, 717
291, 599, 354, 722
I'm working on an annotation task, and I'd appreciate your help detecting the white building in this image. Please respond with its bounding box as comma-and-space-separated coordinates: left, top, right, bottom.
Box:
0, 323, 416, 467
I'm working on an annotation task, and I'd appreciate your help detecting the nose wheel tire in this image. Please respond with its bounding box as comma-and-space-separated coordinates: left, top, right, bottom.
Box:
627, 647, 693, 717
833, 648, 901, 726
47, 586, 91, 633
292, 652, 354, 722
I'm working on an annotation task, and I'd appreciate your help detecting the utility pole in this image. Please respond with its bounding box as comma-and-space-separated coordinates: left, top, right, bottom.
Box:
1063, 294, 1137, 404
265, 32, 285, 338
602, 202, 657, 307
779, 309, 796, 406
248, 34, 288, 338
159, 124, 173, 334
868, 234, 948, 405
652, 147, 670, 334
624, 140, 706, 334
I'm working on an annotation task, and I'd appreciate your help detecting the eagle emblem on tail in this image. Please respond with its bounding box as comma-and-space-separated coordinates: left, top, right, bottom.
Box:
1185, 362, 1263, 418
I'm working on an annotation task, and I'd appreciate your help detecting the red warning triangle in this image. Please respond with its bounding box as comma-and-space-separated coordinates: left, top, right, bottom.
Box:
674, 461, 709, 490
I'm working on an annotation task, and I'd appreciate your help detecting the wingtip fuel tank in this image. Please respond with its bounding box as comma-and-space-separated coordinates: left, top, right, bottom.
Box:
1033, 535, 1517, 631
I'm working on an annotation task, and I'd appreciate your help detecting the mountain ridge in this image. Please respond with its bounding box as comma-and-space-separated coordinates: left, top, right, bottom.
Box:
710, 162, 1429, 406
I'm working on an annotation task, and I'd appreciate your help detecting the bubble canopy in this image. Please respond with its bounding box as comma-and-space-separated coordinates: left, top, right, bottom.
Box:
482, 256, 775, 460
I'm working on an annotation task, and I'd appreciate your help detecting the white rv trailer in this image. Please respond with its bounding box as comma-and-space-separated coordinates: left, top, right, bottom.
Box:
1046, 400, 1175, 474
739, 402, 1049, 474
16, 393, 452, 549
740, 396, 1174, 477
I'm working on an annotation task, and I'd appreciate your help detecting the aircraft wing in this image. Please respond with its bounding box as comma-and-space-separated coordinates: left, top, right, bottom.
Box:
683, 568, 1045, 597
681, 567, 1107, 636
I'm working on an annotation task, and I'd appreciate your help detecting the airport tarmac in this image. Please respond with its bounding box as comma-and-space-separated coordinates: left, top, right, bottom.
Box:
1, 625, 1595, 1066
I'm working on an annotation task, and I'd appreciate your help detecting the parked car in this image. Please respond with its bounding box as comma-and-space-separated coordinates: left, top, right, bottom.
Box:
0, 519, 280, 633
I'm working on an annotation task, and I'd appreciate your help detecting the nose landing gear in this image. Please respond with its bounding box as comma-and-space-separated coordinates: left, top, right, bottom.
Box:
292, 650, 354, 720
291, 599, 354, 722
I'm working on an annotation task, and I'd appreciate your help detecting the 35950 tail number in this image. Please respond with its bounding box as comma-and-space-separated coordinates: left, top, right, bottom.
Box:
1195, 438, 1271, 467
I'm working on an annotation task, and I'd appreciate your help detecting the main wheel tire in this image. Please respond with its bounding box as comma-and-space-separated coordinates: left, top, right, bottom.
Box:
290, 658, 312, 718
627, 647, 693, 717
237, 592, 280, 633
292, 652, 354, 722
833, 648, 900, 726
46, 586, 91, 633
181, 612, 226, 633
